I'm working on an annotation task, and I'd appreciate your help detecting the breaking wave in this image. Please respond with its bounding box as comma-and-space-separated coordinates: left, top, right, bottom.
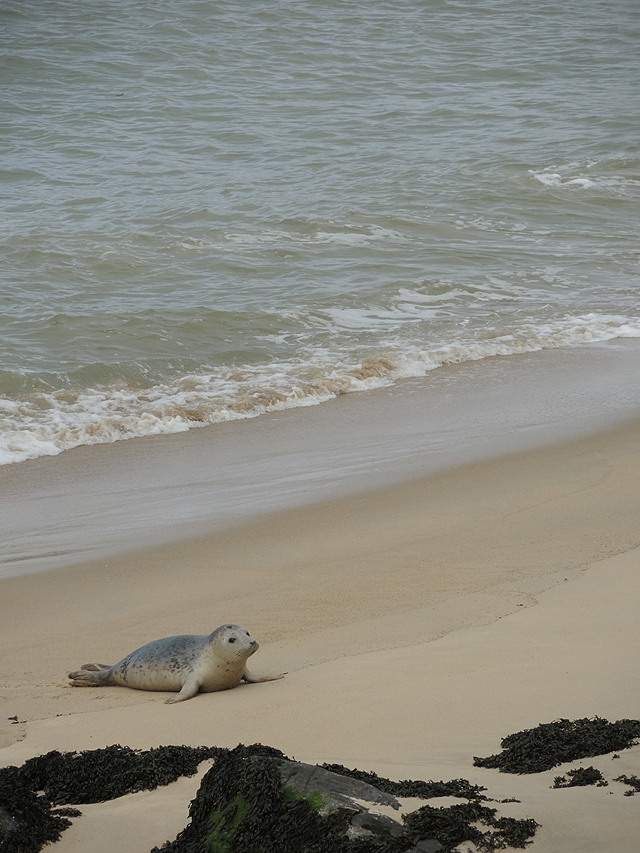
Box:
2, 312, 639, 465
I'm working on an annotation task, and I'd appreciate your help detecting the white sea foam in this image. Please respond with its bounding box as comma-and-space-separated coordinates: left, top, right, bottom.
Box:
323, 304, 438, 330
223, 223, 407, 249
530, 164, 640, 193
2, 314, 639, 466
396, 288, 466, 304
315, 232, 371, 246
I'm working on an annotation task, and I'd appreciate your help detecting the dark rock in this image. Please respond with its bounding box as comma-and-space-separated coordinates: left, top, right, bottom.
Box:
279, 759, 401, 813
407, 839, 444, 852
322, 762, 488, 801
350, 809, 406, 839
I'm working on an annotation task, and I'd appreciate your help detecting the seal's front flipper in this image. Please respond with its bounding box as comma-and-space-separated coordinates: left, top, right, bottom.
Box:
164, 677, 201, 704
243, 668, 286, 684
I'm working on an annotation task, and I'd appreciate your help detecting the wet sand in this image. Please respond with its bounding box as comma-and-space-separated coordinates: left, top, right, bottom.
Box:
1, 415, 640, 851
4, 338, 640, 579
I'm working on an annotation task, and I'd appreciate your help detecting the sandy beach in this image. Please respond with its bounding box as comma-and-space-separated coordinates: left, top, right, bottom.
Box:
2, 411, 640, 851
4, 4, 640, 849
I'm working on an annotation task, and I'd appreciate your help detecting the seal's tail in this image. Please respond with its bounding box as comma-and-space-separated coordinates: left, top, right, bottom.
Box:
68, 663, 114, 686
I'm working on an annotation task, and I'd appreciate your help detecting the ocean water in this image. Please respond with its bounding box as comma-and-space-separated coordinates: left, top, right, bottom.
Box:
2, 0, 639, 466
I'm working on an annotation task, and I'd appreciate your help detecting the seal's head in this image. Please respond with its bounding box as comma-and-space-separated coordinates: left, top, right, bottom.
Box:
210, 624, 258, 661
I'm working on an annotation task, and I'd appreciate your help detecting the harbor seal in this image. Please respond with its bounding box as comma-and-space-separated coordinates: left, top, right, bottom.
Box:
67, 624, 284, 703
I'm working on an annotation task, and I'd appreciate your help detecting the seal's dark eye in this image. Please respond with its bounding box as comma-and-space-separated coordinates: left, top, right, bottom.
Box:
228, 638, 236, 643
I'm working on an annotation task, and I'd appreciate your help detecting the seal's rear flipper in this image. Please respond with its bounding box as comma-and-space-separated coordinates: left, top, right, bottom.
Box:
80, 663, 111, 671
68, 668, 115, 686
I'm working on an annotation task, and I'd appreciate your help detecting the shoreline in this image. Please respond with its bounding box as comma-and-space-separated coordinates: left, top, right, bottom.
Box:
3, 338, 640, 579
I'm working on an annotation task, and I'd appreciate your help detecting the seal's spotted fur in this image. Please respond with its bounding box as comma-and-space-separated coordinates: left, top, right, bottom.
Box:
68, 624, 284, 703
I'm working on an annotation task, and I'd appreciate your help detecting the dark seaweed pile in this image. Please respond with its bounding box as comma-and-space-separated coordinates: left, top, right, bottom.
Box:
404, 803, 538, 853
152, 744, 356, 853
18, 744, 221, 804
154, 743, 537, 853
0, 745, 219, 853
321, 763, 488, 802
474, 718, 640, 774
552, 767, 608, 788
614, 774, 640, 796
1, 742, 538, 853
0, 765, 80, 853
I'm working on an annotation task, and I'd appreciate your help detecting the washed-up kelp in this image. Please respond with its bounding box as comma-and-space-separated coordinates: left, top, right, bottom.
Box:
2, 742, 537, 853
153, 743, 537, 853
18, 744, 221, 804
614, 775, 640, 796
403, 803, 538, 853
0, 764, 81, 853
321, 763, 488, 802
474, 717, 640, 774
552, 767, 608, 788
0, 744, 219, 853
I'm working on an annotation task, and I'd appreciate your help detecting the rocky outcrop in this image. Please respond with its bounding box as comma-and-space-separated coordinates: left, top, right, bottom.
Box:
153, 744, 536, 853
0, 742, 538, 853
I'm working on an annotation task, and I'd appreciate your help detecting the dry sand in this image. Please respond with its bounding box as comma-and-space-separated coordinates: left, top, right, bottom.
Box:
2, 419, 640, 851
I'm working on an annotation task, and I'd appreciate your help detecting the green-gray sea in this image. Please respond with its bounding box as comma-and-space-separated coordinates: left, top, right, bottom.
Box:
2, 0, 639, 464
